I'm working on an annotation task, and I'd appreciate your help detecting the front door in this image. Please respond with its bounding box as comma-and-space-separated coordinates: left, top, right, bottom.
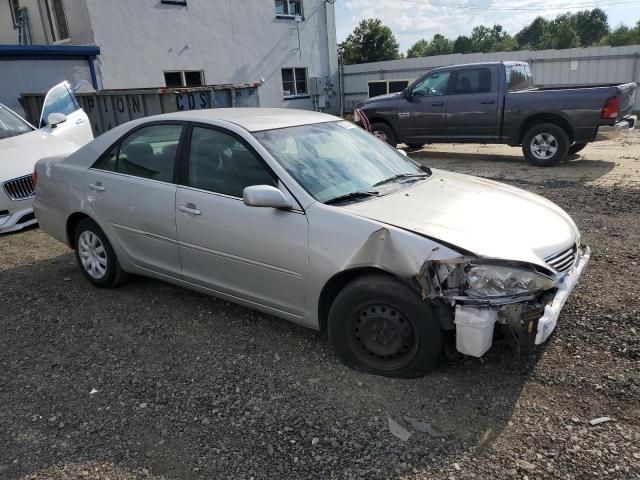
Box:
39, 82, 94, 146
446, 67, 500, 141
175, 125, 309, 316
397, 70, 451, 143
85, 123, 184, 277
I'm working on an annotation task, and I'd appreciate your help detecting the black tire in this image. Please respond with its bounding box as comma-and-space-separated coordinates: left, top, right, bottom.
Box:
522, 123, 569, 167
328, 274, 443, 378
370, 123, 398, 148
74, 218, 127, 288
568, 142, 588, 155
406, 143, 425, 150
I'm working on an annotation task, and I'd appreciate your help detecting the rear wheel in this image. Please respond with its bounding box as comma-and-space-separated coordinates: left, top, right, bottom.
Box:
74, 218, 127, 288
406, 143, 425, 150
328, 274, 443, 378
370, 123, 398, 148
522, 123, 569, 167
568, 142, 588, 155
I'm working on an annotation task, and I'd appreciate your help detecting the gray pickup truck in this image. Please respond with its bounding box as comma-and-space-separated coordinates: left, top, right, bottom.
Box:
353, 61, 637, 166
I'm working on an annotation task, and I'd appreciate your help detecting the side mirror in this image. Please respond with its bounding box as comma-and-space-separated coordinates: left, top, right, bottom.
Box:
47, 112, 67, 128
397, 149, 408, 157
243, 185, 293, 209
402, 88, 412, 100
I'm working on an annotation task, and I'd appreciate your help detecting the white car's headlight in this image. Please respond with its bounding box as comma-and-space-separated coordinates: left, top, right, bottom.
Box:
465, 264, 556, 298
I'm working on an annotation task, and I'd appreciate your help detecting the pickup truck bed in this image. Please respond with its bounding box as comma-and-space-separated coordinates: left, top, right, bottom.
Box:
354, 61, 637, 166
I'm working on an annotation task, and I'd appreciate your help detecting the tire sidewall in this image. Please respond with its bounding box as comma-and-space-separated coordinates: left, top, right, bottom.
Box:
370, 123, 398, 148
74, 218, 119, 288
328, 275, 443, 378
522, 123, 569, 166
568, 142, 588, 155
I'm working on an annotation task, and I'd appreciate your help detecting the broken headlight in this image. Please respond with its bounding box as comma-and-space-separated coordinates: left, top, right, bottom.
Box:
465, 264, 556, 298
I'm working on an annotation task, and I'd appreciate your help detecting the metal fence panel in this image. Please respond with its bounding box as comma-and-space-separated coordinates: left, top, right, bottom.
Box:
342, 45, 640, 111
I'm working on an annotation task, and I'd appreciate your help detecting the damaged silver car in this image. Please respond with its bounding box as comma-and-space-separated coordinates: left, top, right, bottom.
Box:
33, 108, 590, 378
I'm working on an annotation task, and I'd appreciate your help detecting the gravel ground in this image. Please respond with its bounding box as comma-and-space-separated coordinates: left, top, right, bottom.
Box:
1, 137, 639, 479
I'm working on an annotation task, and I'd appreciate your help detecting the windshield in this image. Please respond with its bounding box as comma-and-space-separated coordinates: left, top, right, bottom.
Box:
506, 64, 534, 92
0, 105, 33, 140
253, 121, 429, 204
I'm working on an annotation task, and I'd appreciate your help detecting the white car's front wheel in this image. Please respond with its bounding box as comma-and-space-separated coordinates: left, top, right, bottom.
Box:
74, 218, 127, 288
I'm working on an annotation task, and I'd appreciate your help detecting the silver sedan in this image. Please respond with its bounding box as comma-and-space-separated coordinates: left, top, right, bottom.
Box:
34, 108, 590, 377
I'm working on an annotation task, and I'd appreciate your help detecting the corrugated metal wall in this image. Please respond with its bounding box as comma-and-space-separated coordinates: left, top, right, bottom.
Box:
342, 45, 640, 111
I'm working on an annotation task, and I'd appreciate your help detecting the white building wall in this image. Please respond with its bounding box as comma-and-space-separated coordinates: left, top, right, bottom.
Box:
84, 0, 339, 113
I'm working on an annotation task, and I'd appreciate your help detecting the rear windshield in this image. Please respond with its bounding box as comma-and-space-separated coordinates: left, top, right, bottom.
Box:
506, 64, 534, 92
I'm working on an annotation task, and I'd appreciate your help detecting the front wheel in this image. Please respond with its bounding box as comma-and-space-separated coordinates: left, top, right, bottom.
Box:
522, 123, 569, 167
370, 123, 398, 148
74, 218, 127, 288
568, 142, 588, 155
328, 274, 443, 378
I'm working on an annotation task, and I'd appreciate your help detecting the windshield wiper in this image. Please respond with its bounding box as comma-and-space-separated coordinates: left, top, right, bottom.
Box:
325, 190, 379, 205
373, 172, 429, 187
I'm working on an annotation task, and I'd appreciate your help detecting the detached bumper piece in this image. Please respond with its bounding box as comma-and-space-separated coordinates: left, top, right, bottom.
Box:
596, 115, 637, 141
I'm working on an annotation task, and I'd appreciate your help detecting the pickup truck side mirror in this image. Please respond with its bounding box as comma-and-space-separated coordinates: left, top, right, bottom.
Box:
402, 88, 412, 100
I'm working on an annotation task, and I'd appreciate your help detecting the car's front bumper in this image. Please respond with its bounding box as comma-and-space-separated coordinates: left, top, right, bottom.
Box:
535, 246, 591, 344
0, 202, 37, 234
595, 115, 636, 141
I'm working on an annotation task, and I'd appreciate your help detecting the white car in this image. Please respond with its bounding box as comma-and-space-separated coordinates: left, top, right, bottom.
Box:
0, 83, 93, 233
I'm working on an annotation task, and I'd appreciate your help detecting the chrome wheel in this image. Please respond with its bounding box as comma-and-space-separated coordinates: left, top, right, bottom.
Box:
349, 303, 418, 371
530, 133, 558, 161
78, 231, 108, 279
373, 130, 388, 143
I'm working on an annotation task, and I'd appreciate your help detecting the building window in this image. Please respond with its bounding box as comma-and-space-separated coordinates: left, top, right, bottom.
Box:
275, 0, 302, 17
164, 70, 205, 87
44, 0, 70, 43
282, 68, 308, 98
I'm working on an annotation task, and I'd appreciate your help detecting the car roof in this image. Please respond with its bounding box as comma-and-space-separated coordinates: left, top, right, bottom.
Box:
430, 60, 527, 70
158, 108, 339, 132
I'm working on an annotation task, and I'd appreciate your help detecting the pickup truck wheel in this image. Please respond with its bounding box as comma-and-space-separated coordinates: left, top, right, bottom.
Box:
522, 123, 569, 166
568, 142, 588, 155
370, 123, 398, 148
406, 143, 425, 150
328, 274, 443, 378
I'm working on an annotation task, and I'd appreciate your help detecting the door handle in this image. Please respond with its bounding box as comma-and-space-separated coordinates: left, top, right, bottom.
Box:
88, 183, 105, 192
481, 100, 496, 104
431, 102, 444, 106
75, 118, 85, 124
179, 204, 201, 216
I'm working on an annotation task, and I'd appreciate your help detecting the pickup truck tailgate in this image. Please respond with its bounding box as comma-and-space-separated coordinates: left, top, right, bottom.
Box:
617, 83, 637, 120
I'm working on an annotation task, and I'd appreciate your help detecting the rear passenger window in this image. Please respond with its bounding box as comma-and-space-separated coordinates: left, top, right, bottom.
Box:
94, 124, 182, 183
452, 68, 493, 95
187, 127, 275, 197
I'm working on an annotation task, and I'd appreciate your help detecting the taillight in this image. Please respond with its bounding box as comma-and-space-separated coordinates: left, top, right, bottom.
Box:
32, 169, 37, 188
601, 96, 619, 119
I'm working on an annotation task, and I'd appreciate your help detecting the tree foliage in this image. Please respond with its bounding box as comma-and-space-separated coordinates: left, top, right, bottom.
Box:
407, 34, 453, 58
339, 18, 401, 65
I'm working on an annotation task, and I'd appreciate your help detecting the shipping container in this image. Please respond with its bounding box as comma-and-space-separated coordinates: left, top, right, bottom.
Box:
21, 82, 261, 136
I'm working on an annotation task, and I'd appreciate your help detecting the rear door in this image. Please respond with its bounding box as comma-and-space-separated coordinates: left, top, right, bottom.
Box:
446, 66, 500, 141
396, 70, 451, 143
39, 82, 93, 146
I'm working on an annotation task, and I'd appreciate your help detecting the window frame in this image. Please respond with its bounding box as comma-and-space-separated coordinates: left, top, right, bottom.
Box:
449, 67, 495, 96
163, 70, 205, 88
90, 121, 188, 186
9, 0, 21, 27
281, 67, 309, 99
275, 0, 303, 19
178, 122, 281, 201
44, 0, 71, 43
410, 70, 452, 97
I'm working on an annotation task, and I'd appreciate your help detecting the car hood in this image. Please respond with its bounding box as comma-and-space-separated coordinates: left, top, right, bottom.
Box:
342, 169, 579, 268
0, 130, 77, 181
357, 91, 402, 108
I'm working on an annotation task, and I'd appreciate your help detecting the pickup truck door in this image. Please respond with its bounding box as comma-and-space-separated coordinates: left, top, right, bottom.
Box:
446, 67, 500, 141
397, 71, 451, 143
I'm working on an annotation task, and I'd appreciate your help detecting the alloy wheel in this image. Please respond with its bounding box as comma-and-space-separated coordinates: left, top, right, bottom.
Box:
530, 133, 558, 160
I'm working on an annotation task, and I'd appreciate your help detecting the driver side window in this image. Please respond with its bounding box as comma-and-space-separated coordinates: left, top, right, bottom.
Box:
412, 71, 451, 97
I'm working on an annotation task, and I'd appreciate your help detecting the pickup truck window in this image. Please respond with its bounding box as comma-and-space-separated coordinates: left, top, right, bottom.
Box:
452, 68, 492, 95
412, 72, 450, 97
506, 64, 534, 92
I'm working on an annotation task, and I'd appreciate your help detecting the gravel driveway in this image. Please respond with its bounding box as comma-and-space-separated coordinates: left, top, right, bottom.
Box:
1, 135, 639, 480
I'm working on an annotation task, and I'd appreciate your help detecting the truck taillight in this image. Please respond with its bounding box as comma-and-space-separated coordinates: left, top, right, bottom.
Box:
32, 169, 37, 188
601, 96, 619, 119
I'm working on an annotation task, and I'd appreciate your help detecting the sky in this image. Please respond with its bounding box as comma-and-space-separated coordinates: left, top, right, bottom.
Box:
335, 0, 639, 53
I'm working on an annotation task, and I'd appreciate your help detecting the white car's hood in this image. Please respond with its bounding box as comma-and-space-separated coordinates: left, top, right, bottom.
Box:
0, 130, 77, 181
343, 169, 579, 267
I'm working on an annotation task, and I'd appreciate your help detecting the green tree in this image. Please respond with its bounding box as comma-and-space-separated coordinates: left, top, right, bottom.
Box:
470, 24, 509, 52
573, 8, 609, 46
515, 17, 548, 49
428, 34, 453, 55
452, 35, 473, 54
539, 14, 581, 49
601, 21, 640, 46
407, 39, 429, 58
338, 18, 400, 65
